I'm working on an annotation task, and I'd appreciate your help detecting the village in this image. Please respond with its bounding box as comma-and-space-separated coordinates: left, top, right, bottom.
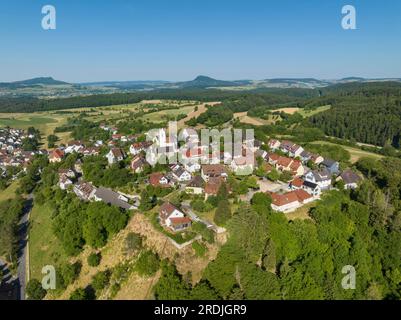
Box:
1, 122, 362, 246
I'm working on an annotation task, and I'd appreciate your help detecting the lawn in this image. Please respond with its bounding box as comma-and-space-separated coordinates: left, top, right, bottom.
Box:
310, 141, 383, 163
29, 203, 68, 281
285, 202, 316, 221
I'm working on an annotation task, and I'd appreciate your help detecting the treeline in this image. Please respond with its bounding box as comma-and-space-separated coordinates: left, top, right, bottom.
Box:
0, 88, 315, 113
0, 197, 25, 265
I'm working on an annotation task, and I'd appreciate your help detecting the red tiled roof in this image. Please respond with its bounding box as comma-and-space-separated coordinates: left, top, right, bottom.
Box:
51, 149, 64, 159
290, 160, 302, 171
169, 217, 191, 226
294, 189, 312, 202
150, 172, 165, 186
291, 178, 304, 188
277, 156, 292, 167
268, 153, 280, 162
269, 192, 299, 207
202, 164, 227, 176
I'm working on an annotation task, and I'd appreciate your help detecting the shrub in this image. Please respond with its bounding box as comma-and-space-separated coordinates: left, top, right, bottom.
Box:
26, 279, 46, 300
87, 252, 101, 267
125, 232, 143, 253
135, 250, 160, 276
91, 270, 110, 293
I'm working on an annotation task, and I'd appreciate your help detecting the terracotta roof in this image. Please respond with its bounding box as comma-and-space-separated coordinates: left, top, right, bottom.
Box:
268, 153, 280, 162
291, 178, 304, 188
294, 189, 312, 202
51, 149, 64, 159
202, 164, 227, 177
290, 160, 302, 171
169, 217, 191, 226
205, 177, 225, 195
277, 156, 292, 167
149, 172, 165, 186
270, 191, 299, 207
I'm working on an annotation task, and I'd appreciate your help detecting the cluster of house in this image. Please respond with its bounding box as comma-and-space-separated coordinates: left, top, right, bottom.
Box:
264, 139, 362, 212
0, 128, 43, 173
49, 140, 101, 163
52, 124, 364, 232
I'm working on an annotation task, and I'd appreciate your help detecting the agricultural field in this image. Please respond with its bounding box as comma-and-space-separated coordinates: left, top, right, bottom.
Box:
0, 100, 208, 146
0, 112, 70, 145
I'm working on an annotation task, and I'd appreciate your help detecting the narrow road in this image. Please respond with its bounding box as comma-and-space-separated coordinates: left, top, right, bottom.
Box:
16, 194, 33, 300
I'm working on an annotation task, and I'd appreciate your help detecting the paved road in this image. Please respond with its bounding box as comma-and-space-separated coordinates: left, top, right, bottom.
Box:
16, 195, 33, 300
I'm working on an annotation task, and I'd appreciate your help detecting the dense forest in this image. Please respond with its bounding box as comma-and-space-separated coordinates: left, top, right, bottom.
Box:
307, 82, 401, 148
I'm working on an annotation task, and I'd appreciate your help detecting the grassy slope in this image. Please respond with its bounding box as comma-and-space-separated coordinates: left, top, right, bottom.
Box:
0, 180, 19, 202
310, 141, 383, 163
29, 203, 68, 280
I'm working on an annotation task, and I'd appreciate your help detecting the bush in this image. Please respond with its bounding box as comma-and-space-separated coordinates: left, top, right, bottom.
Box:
135, 250, 160, 276
69, 287, 94, 300
91, 270, 110, 293
26, 279, 46, 300
125, 232, 143, 253
87, 252, 101, 267
58, 261, 82, 289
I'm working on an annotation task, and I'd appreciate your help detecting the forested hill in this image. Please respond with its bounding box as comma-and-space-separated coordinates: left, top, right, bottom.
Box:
307, 82, 401, 148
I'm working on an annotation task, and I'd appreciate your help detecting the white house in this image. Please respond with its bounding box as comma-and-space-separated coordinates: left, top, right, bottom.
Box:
171, 166, 192, 182
59, 175, 73, 190
304, 169, 332, 190
159, 202, 191, 232
106, 148, 125, 165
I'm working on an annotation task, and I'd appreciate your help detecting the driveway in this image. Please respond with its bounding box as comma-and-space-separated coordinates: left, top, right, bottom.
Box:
257, 178, 288, 193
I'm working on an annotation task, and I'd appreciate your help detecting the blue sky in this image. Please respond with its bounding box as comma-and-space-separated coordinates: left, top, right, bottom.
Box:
0, 0, 400, 82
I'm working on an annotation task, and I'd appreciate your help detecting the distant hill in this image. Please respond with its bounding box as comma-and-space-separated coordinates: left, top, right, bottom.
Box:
0, 77, 69, 89
174, 75, 241, 88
